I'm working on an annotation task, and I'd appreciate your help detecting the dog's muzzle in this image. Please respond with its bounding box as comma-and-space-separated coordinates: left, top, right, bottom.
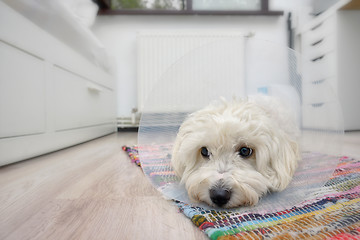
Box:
209, 187, 231, 207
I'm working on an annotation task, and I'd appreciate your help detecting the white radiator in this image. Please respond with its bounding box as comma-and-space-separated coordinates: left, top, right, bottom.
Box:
137, 31, 247, 113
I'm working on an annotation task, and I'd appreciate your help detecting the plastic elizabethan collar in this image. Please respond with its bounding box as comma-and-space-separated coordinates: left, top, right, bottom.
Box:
138, 37, 344, 213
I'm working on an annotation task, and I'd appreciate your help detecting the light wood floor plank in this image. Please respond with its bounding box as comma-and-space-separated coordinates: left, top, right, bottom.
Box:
0, 132, 206, 240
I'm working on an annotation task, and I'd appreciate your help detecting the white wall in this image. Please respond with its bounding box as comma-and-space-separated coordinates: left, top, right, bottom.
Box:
92, 0, 314, 118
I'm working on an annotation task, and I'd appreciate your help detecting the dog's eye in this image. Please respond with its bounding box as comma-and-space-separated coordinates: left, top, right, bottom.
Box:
238, 147, 253, 158
200, 147, 210, 158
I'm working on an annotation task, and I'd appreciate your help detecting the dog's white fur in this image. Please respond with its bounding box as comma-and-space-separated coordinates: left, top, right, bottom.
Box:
171, 96, 300, 208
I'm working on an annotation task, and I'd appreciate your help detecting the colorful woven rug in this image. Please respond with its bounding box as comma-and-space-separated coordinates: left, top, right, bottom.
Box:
122, 146, 141, 167
122, 145, 360, 239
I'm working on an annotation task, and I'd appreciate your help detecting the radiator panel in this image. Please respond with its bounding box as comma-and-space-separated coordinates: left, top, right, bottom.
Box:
137, 31, 246, 113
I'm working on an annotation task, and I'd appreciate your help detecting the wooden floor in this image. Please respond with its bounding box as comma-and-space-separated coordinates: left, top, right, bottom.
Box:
0, 132, 206, 240
1, 131, 359, 240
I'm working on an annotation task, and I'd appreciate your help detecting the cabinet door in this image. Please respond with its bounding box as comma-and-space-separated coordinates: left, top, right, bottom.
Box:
0, 41, 46, 138
53, 66, 115, 131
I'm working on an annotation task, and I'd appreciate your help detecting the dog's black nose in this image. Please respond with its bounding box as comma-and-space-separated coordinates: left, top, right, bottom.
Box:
209, 188, 231, 207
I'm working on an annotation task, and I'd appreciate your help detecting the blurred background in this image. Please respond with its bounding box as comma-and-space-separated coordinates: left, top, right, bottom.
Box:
1, 0, 359, 165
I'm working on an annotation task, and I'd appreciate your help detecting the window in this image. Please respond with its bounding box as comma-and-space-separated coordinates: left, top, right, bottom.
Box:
95, 0, 283, 16
111, 0, 184, 11
193, 0, 261, 11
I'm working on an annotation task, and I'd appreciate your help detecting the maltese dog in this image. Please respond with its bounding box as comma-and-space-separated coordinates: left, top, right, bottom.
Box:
171, 96, 300, 208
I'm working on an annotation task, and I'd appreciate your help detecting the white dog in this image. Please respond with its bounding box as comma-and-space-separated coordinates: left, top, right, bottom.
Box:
171, 96, 300, 208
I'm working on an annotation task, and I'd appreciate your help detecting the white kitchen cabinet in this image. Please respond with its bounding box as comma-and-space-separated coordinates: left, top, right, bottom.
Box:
0, 41, 46, 138
299, 3, 360, 131
0, 2, 116, 166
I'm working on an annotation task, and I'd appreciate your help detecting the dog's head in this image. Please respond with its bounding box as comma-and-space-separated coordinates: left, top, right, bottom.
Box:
171, 98, 300, 208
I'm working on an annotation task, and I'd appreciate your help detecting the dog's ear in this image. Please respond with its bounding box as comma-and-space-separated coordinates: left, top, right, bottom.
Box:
250, 95, 300, 191
171, 119, 202, 180
171, 131, 187, 177
267, 134, 300, 191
